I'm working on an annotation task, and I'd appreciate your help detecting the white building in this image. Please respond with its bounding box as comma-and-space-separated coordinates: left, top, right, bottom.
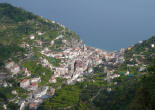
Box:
30, 35, 35, 40
20, 79, 30, 88
52, 20, 56, 24
88, 68, 93, 73
50, 88, 55, 95
10, 65, 20, 74
3, 104, 7, 110
31, 77, 41, 83
29, 83, 38, 91
151, 44, 154, 48
110, 74, 120, 79
51, 40, 54, 45
19, 101, 25, 110
125, 71, 130, 75
34, 86, 49, 99
56, 35, 64, 40
49, 75, 57, 83
55, 67, 68, 76
12, 90, 17, 95
36, 31, 43, 36
5, 61, 14, 69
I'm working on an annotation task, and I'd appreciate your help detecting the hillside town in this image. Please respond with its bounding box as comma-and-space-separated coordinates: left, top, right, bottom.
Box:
1, 30, 155, 110
41, 43, 117, 84
0, 35, 126, 110
0, 7, 154, 109
2, 37, 155, 109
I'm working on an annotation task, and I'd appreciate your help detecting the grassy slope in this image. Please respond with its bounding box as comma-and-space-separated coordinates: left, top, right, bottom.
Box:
0, 3, 80, 64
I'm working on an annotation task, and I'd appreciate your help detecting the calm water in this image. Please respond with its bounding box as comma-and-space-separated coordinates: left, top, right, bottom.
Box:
1, 0, 155, 51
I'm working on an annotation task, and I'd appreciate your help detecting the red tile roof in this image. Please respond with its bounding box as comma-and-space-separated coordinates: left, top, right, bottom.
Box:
21, 79, 29, 83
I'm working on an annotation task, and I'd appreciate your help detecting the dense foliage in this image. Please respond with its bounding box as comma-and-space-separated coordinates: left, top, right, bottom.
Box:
129, 60, 155, 110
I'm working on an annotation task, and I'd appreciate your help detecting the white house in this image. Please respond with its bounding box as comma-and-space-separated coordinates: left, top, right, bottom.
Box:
31, 77, 41, 83
30, 35, 35, 40
5, 61, 14, 69
20, 79, 30, 88
50, 88, 55, 95
67, 78, 73, 85
110, 74, 120, 79
10, 65, 20, 74
49, 75, 57, 83
55, 67, 68, 76
19, 101, 25, 110
36, 31, 43, 36
50, 40, 54, 45
34, 86, 49, 99
11, 90, 17, 95
3, 104, 7, 110
88, 68, 93, 73
23, 68, 31, 77
56, 35, 64, 40
29, 83, 38, 91
52, 20, 56, 24
125, 71, 130, 75
151, 44, 154, 48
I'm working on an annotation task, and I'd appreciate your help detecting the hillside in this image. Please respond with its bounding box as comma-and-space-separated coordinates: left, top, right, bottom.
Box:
39, 37, 155, 110
77, 38, 155, 110
0, 3, 81, 110
0, 3, 80, 64
0, 3, 107, 110
125, 36, 155, 64
0, 3, 155, 110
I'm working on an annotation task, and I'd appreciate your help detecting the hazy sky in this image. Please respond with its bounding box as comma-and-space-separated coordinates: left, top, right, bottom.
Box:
0, 0, 155, 51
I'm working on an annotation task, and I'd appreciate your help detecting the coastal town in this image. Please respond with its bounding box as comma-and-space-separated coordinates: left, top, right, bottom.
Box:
0, 29, 155, 110
0, 30, 126, 110
1, 34, 155, 110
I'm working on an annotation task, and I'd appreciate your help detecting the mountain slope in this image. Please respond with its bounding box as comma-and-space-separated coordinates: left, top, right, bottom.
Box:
76, 38, 155, 110
0, 3, 80, 64
0, 3, 106, 110
0, 3, 81, 110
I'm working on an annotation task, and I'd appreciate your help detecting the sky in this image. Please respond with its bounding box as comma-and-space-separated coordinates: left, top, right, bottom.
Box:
0, 0, 155, 51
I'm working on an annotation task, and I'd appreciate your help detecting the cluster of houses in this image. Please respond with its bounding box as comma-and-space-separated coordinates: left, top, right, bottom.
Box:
3, 60, 55, 109
19, 77, 55, 109
20, 77, 41, 91
4, 33, 153, 110
2, 42, 151, 109
3, 42, 126, 109
5, 61, 20, 76
40, 44, 118, 85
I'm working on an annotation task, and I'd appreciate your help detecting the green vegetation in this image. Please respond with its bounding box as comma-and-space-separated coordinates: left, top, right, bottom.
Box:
0, 3, 80, 66
45, 56, 61, 67
48, 77, 66, 88
0, 87, 19, 110
38, 59, 155, 110
0, 44, 25, 64
125, 36, 155, 64
129, 60, 155, 110
33, 49, 61, 67
39, 85, 81, 110
22, 60, 53, 85
0, 3, 37, 22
